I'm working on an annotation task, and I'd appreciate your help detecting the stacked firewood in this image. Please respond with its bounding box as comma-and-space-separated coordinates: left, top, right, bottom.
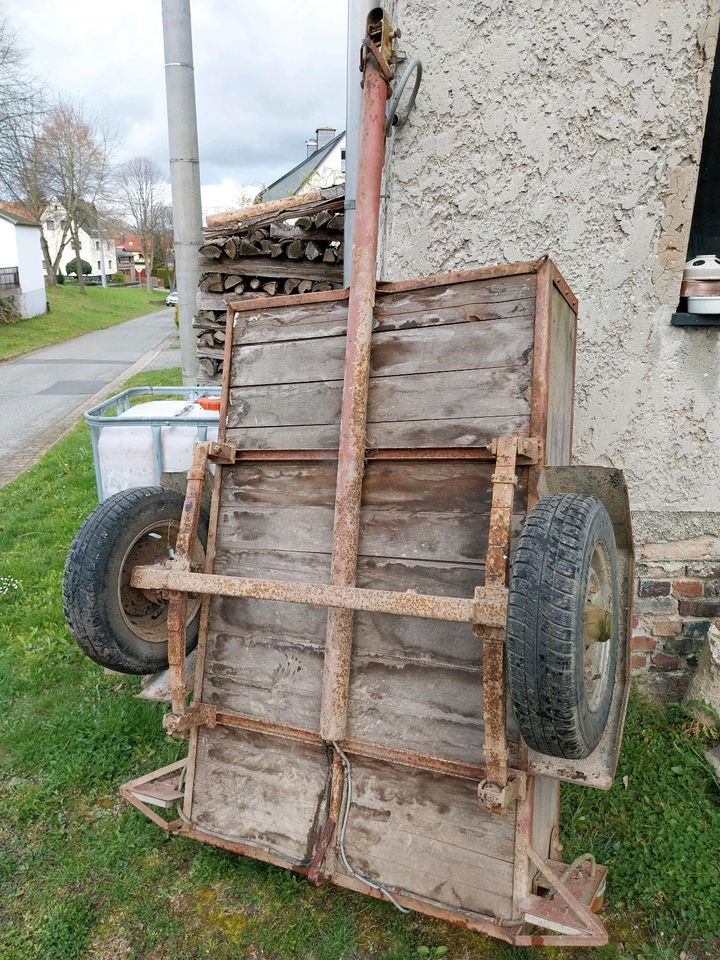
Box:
195, 185, 345, 382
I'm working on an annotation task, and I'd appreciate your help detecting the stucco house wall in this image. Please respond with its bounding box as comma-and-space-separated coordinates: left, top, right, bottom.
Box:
0, 213, 45, 318
381, 0, 720, 684
15, 223, 46, 317
43, 203, 116, 278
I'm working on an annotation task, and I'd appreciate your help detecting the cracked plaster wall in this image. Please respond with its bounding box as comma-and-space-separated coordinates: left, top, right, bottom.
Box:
382, 0, 720, 539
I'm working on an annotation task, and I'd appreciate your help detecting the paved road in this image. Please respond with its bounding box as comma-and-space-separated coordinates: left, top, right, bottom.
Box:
0, 308, 177, 481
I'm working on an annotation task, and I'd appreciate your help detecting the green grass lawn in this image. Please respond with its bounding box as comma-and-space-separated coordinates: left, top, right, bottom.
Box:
0, 369, 719, 959
0, 284, 168, 361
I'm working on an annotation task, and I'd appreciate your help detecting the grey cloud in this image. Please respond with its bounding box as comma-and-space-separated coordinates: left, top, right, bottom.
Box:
9, 0, 346, 192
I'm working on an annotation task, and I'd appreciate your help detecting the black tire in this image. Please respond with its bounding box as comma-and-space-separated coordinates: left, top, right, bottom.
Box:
506, 494, 619, 760
62, 486, 208, 675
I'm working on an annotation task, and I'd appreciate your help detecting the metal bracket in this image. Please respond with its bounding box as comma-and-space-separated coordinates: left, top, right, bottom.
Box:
360, 8, 397, 95
163, 701, 217, 739
207, 440, 236, 464
478, 771, 526, 814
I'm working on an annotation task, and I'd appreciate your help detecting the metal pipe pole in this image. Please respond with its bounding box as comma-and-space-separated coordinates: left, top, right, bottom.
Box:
162, 0, 202, 384
343, 0, 376, 288
320, 10, 394, 743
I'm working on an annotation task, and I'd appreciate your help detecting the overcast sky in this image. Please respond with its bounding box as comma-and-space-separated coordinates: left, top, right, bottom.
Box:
9, 1, 347, 216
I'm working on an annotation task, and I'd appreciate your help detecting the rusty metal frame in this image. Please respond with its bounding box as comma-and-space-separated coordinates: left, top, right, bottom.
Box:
133, 564, 508, 627
477, 436, 522, 813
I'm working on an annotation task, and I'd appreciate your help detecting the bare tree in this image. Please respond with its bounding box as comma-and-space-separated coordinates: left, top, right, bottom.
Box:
0, 15, 61, 276
115, 157, 167, 293
42, 100, 114, 294
152, 201, 174, 289
0, 13, 41, 187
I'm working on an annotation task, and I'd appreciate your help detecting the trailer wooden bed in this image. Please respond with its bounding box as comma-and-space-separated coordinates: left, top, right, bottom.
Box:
123, 255, 633, 947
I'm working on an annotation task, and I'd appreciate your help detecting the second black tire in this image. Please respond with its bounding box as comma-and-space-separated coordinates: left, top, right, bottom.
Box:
506, 494, 619, 760
62, 486, 208, 675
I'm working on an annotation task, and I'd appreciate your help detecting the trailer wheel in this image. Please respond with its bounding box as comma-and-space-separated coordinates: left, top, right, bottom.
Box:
62, 487, 208, 675
506, 494, 618, 760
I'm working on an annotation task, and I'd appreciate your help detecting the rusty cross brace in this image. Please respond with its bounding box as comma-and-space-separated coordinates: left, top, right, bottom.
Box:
476, 436, 520, 812
166, 441, 210, 715
133, 566, 509, 627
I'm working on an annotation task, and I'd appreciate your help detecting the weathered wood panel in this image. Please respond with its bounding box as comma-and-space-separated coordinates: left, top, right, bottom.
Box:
215, 460, 525, 564
337, 757, 515, 919
226, 274, 535, 450
228, 367, 530, 427
227, 415, 530, 450
233, 317, 534, 387
545, 284, 576, 465
189, 264, 575, 924
233, 273, 535, 346
226, 366, 531, 452
191, 726, 330, 865
204, 460, 523, 758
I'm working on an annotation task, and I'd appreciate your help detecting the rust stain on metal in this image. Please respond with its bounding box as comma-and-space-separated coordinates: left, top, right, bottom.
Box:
166, 442, 210, 715
164, 701, 217, 738
343, 737, 488, 783
130, 566, 508, 627
478, 437, 519, 800
320, 22, 393, 745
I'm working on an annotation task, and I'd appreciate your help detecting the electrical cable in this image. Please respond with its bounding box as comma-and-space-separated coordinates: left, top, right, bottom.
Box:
332, 741, 410, 913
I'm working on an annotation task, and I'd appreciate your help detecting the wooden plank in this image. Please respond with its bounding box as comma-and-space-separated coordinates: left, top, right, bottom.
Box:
233, 317, 534, 387
226, 415, 530, 451
190, 726, 330, 865
545, 283, 576, 465
338, 757, 515, 919
219, 460, 521, 511
204, 185, 344, 235
210, 549, 488, 667
203, 546, 501, 738
376, 259, 541, 296
203, 616, 325, 729
227, 366, 530, 431
232, 275, 535, 346
215, 460, 524, 564
213, 503, 518, 565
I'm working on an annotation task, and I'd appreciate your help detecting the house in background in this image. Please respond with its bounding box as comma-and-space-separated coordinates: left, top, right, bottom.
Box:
0, 205, 46, 318
43, 200, 115, 280
257, 127, 346, 202
114, 232, 148, 283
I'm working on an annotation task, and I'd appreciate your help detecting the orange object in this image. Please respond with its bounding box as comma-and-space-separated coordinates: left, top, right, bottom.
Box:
196, 396, 221, 411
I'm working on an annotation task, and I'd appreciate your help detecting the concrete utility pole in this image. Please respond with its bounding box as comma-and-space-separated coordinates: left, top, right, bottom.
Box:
162, 0, 202, 384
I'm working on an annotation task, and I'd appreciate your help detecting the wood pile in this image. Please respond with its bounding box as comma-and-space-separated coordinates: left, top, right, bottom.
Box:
195, 184, 345, 382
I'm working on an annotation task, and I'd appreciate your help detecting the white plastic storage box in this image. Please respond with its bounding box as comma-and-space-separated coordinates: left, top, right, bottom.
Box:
85, 386, 221, 501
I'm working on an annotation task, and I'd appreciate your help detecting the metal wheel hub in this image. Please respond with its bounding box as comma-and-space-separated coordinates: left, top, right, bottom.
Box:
583, 542, 613, 711
119, 519, 205, 643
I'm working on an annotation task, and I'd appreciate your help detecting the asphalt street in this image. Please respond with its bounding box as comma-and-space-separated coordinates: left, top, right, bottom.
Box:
0, 308, 178, 478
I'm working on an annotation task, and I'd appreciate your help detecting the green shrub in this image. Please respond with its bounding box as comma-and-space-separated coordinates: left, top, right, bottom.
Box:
0, 296, 21, 324
56, 271, 65, 285
152, 266, 170, 288
65, 257, 91, 277
110, 271, 125, 285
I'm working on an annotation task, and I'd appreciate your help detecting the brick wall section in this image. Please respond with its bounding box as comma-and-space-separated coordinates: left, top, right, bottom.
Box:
632, 538, 720, 677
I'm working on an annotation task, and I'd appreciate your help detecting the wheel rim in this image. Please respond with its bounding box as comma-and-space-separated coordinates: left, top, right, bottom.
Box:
583, 541, 614, 712
118, 519, 205, 644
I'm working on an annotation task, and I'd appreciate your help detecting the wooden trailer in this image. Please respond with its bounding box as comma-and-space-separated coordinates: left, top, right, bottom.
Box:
62, 10, 633, 947
107, 257, 631, 947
